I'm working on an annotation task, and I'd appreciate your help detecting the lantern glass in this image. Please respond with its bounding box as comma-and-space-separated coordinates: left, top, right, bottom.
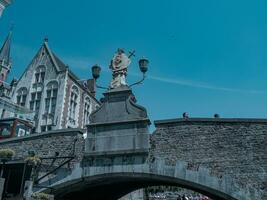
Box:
139, 58, 149, 73
92, 65, 101, 79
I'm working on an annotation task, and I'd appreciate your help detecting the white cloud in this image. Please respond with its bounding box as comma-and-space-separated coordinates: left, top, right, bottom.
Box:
146, 75, 267, 94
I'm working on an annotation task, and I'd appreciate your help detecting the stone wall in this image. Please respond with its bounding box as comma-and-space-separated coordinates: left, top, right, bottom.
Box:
150, 118, 267, 198
0, 129, 85, 167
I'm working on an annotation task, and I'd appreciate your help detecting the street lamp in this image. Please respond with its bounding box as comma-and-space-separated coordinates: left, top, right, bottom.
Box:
139, 58, 149, 73
129, 57, 149, 87
91, 65, 108, 89
91, 65, 101, 80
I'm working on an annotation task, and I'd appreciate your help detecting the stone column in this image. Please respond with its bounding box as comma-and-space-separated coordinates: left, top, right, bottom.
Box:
23, 180, 33, 200
0, 178, 5, 200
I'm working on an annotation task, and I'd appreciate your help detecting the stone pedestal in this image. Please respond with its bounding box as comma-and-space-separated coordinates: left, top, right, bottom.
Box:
84, 86, 150, 166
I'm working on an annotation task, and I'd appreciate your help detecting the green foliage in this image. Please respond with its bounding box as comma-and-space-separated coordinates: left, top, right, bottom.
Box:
0, 148, 15, 160
31, 192, 50, 200
25, 156, 41, 166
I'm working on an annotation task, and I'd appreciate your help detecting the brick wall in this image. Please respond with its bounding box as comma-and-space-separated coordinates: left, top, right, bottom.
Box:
150, 118, 267, 196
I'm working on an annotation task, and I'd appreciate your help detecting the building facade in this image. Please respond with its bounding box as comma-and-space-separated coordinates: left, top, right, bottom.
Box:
0, 34, 99, 133
0, 0, 11, 18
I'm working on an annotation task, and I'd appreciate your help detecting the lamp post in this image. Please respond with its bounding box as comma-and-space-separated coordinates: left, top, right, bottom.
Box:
91, 64, 108, 89
129, 57, 149, 87
139, 58, 149, 73
91, 65, 101, 80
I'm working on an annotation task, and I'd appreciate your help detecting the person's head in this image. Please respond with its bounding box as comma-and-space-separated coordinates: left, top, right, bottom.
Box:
183, 112, 189, 119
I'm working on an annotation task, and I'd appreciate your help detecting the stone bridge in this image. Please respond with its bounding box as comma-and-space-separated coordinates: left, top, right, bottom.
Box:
40, 159, 253, 200
0, 86, 266, 200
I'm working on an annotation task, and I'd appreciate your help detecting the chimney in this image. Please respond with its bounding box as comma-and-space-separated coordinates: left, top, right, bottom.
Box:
87, 78, 96, 97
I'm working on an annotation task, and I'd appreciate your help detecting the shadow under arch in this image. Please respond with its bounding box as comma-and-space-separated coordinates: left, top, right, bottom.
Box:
46, 172, 237, 200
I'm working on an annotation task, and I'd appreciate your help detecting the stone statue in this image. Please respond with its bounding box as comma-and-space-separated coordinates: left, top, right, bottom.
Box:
109, 49, 131, 89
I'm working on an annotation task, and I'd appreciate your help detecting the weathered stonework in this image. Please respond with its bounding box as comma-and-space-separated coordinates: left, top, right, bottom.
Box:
0, 116, 266, 199
0, 129, 84, 167
150, 118, 267, 199
84, 86, 150, 164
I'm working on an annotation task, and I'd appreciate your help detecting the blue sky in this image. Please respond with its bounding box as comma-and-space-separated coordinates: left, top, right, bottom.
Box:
0, 0, 267, 122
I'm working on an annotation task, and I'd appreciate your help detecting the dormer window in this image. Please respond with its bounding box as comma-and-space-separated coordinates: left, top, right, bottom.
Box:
35, 66, 46, 83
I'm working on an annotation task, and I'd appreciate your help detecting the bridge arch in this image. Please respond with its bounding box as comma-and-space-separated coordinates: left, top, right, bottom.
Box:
47, 173, 235, 200
40, 160, 251, 200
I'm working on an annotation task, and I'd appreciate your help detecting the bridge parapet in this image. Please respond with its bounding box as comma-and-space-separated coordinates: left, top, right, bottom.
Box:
151, 118, 267, 199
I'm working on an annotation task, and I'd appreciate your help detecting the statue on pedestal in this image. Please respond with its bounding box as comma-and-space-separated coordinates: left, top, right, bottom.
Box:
109, 49, 131, 89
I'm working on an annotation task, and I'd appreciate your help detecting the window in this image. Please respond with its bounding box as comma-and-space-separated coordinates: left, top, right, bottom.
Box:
0, 73, 4, 82
17, 88, 28, 106
41, 126, 46, 132
83, 97, 91, 126
69, 86, 79, 124
41, 81, 58, 132
41, 125, 53, 132
45, 81, 58, 114
35, 66, 46, 83
1, 109, 5, 119
30, 91, 42, 112
47, 125, 52, 131
0, 121, 13, 137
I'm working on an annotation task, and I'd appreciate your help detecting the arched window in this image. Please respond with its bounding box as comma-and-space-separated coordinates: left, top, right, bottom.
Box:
35, 66, 46, 83
17, 87, 28, 106
83, 97, 91, 126
69, 86, 79, 124
45, 81, 58, 114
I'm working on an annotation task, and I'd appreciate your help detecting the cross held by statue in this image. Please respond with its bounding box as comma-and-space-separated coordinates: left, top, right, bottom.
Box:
128, 50, 136, 58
